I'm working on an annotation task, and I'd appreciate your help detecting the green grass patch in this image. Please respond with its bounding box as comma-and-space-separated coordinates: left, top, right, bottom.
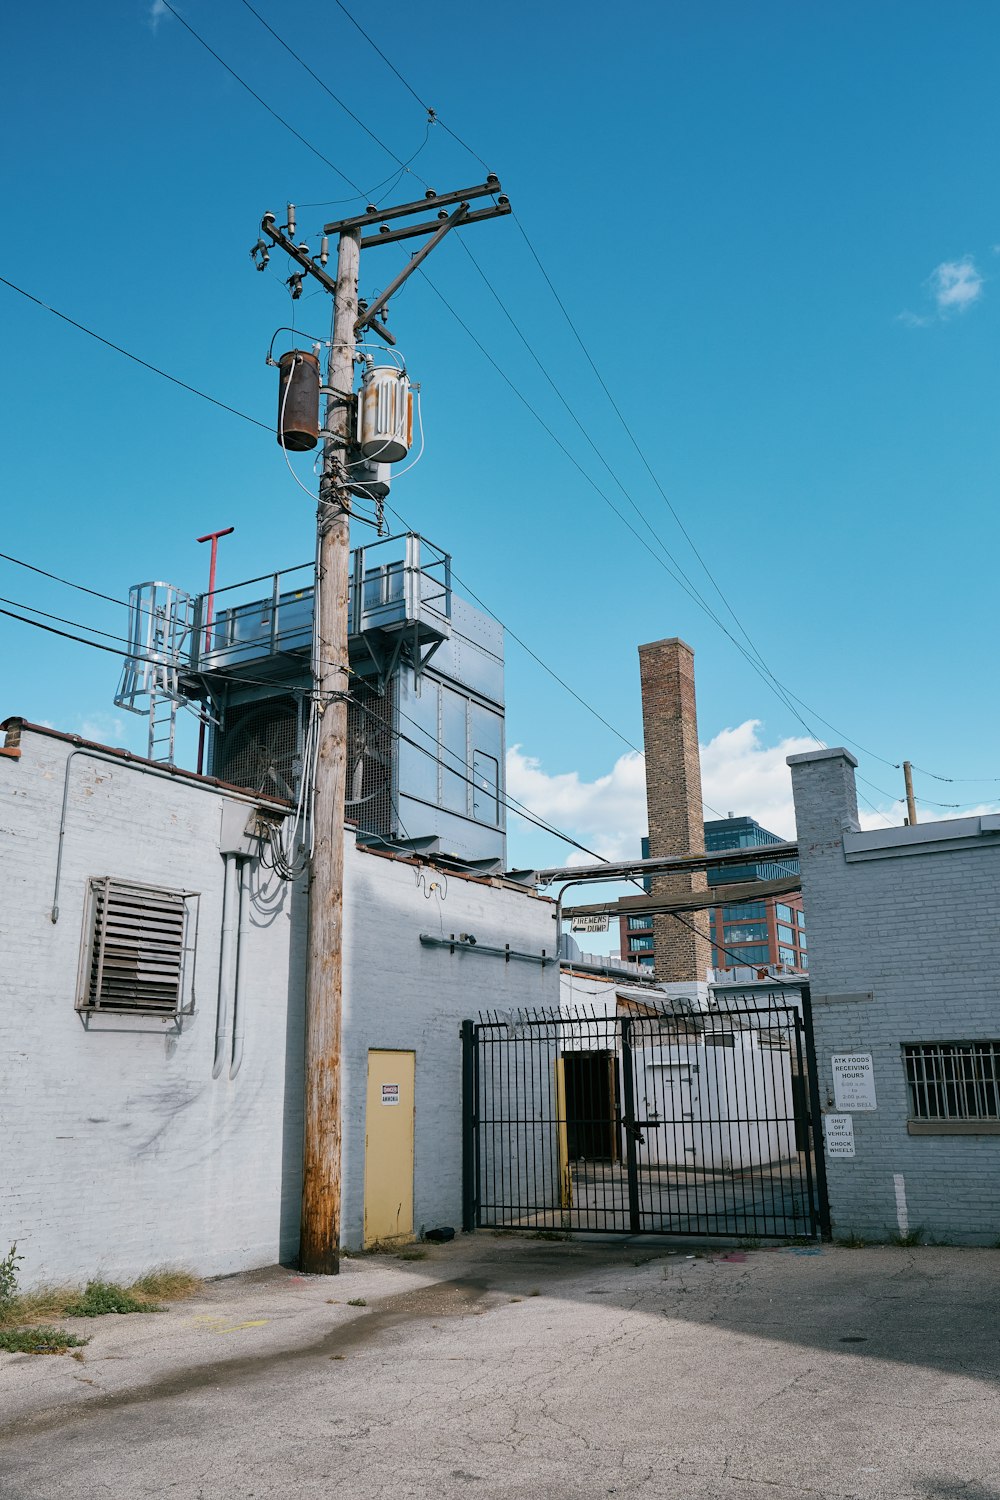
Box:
62, 1281, 163, 1318
0, 1269, 202, 1328
347, 1298, 367, 1308
0, 1325, 89, 1355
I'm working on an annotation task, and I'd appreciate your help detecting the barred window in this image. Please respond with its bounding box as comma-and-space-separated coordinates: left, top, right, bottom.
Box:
904, 1042, 1000, 1122
77, 878, 198, 1017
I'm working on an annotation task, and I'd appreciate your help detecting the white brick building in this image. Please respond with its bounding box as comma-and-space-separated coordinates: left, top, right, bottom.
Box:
0, 719, 556, 1286
789, 746, 1000, 1244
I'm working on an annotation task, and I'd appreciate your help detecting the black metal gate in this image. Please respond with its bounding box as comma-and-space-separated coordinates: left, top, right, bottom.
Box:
461, 993, 830, 1240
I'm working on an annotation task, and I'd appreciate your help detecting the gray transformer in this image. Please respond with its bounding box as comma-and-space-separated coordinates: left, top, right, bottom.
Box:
174, 533, 507, 872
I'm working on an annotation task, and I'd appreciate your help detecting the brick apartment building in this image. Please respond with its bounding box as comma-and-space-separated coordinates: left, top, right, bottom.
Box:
619, 819, 807, 974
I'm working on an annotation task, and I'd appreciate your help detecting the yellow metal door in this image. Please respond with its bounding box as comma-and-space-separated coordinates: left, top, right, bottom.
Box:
363, 1050, 415, 1248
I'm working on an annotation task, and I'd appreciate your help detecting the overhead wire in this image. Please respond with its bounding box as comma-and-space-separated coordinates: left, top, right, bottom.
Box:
291, 10, 919, 821
0, 593, 618, 861
329, 0, 491, 171
0, 276, 271, 434
151, 0, 899, 819
155, 0, 364, 191
1, 24, 968, 829
236, 0, 436, 206
0, 266, 671, 806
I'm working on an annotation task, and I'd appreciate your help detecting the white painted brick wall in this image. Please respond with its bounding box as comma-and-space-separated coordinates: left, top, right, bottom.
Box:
0, 729, 556, 1286
789, 748, 1000, 1244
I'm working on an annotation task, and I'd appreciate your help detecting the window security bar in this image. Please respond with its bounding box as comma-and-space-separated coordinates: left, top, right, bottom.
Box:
904, 1041, 1000, 1122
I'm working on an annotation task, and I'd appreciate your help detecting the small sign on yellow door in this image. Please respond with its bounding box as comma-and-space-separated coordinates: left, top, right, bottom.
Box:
364, 1051, 415, 1247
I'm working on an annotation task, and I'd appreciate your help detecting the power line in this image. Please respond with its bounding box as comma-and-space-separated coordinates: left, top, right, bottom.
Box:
0, 274, 649, 772
666, 908, 801, 986
416, 267, 828, 741
910, 763, 1000, 786
507, 217, 903, 773
0, 277, 272, 434
0, 63, 939, 833
146, 0, 909, 807
296, 16, 916, 801
329, 0, 491, 171
347, 688, 613, 863
235, 0, 430, 182
155, 0, 364, 192
0, 274, 948, 819
0, 593, 615, 861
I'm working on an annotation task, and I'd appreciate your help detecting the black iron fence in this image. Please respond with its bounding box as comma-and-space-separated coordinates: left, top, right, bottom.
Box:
462, 994, 829, 1240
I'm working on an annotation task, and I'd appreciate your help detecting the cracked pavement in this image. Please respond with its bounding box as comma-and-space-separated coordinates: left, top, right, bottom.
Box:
0, 1238, 997, 1499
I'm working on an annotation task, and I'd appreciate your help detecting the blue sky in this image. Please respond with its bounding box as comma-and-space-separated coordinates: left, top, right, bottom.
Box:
2, 0, 998, 876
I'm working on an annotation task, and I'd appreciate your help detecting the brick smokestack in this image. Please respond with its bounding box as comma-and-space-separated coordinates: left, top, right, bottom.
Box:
638, 637, 712, 982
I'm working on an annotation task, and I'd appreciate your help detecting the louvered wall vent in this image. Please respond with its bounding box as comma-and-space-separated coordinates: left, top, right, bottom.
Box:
77, 878, 196, 1017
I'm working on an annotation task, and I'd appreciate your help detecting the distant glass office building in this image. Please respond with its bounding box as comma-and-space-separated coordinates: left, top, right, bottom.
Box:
619, 816, 807, 974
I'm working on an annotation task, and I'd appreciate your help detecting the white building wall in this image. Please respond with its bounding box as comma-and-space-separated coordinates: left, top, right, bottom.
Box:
340, 845, 558, 1245
0, 727, 306, 1287
0, 724, 556, 1285
789, 746, 1000, 1244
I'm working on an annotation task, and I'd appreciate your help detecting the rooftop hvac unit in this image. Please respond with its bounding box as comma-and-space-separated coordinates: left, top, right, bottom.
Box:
346, 684, 393, 839
214, 696, 301, 801
359, 365, 412, 464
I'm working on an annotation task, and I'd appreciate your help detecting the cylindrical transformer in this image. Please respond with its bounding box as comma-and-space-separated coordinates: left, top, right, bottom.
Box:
348, 456, 391, 501
276, 349, 320, 451
358, 366, 412, 464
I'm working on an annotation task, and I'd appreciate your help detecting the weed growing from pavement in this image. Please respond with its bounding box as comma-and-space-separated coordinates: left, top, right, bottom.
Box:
347, 1298, 368, 1308
0, 1325, 89, 1355
399, 1250, 427, 1261
835, 1233, 868, 1248
64, 1281, 164, 1317
0, 1244, 24, 1306
0, 1268, 201, 1329
889, 1228, 924, 1247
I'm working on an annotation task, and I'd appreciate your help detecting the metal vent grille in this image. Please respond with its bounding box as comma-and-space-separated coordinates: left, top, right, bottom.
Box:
215, 697, 300, 799
79, 879, 189, 1015
346, 681, 393, 839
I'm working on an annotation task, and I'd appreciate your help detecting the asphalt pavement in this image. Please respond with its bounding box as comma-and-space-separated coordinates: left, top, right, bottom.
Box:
0, 1236, 997, 1499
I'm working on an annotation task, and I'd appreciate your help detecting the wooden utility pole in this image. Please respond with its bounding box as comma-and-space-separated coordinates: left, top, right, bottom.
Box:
298, 227, 360, 1275
903, 760, 918, 827
254, 177, 510, 1274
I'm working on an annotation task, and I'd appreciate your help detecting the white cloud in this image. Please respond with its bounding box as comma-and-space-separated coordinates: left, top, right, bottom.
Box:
506, 719, 1000, 859
901, 256, 984, 325
506, 720, 815, 861
506, 745, 647, 862
930, 257, 983, 313
77, 713, 132, 746
700, 720, 815, 837
148, 0, 170, 32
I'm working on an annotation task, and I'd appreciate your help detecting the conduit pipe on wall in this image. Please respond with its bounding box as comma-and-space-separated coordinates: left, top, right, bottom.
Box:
212, 853, 239, 1080
229, 859, 251, 1079
49, 743, 287, 924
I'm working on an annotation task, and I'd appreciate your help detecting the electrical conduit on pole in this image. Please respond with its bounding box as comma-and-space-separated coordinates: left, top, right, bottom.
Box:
213, 853, 239, 1079
229, 858, 251, 1079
